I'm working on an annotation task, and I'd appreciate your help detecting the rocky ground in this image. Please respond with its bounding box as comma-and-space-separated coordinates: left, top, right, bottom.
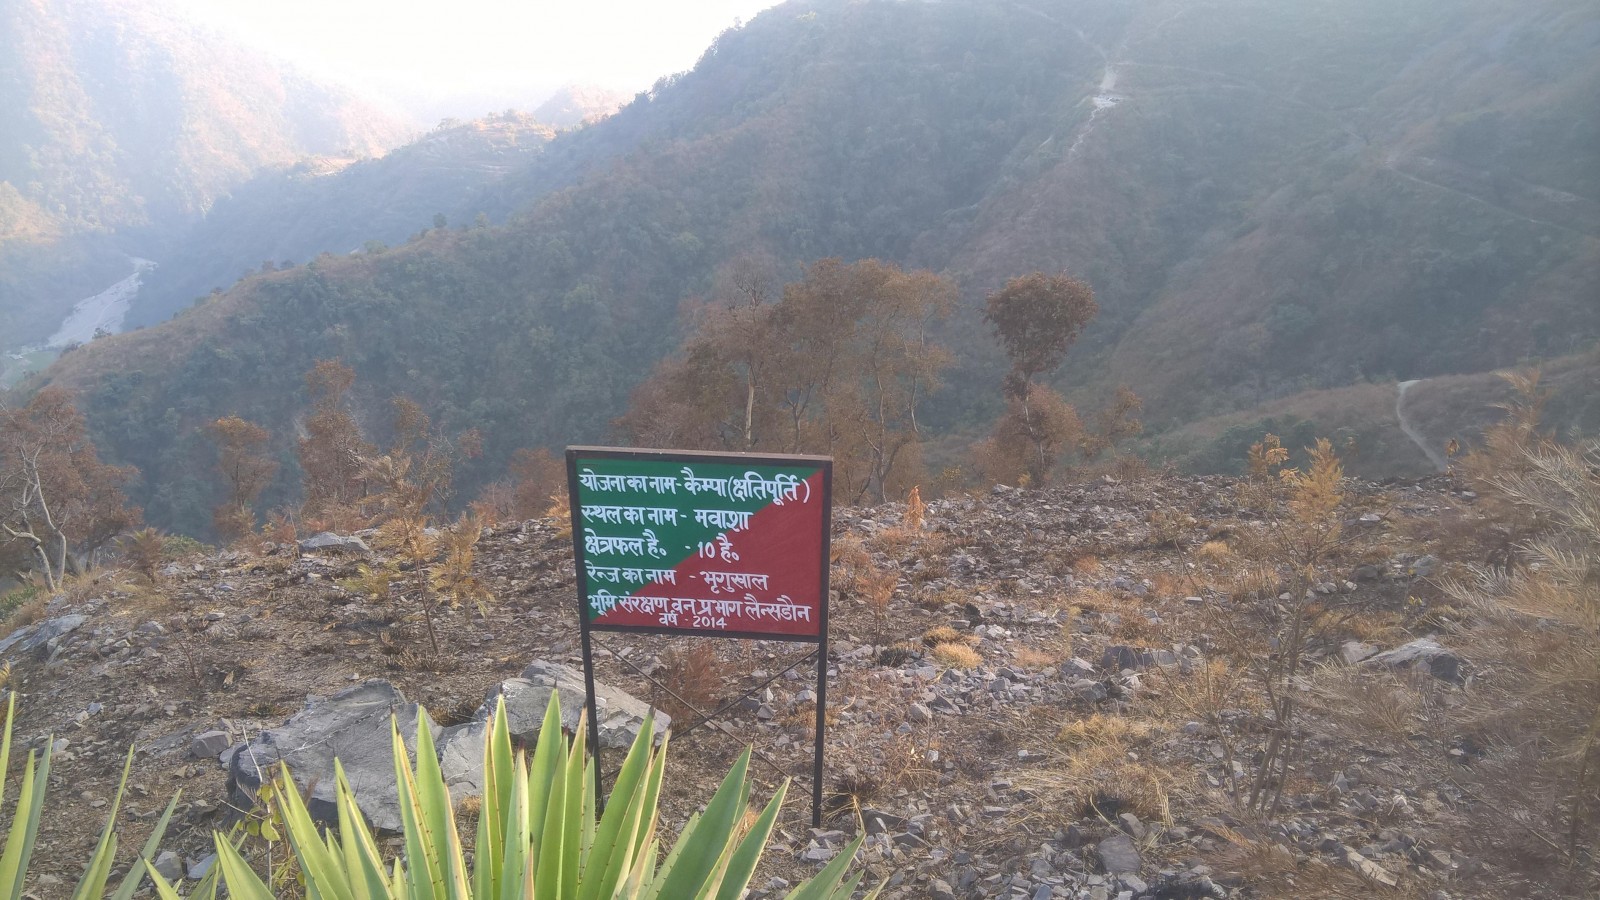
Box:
0, 472, 1588, 898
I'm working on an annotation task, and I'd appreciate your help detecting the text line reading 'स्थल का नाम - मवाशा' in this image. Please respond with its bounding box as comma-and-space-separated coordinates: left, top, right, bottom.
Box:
566, 449, 831, 640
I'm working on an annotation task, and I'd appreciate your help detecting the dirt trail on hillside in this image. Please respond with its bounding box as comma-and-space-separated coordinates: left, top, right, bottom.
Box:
1398, 379, 1448, 472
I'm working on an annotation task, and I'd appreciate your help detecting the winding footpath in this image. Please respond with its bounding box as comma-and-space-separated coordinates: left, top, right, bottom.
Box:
1397, 380, 1448, 472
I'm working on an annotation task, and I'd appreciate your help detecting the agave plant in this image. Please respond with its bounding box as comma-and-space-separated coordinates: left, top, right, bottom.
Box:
146, 692, 874, 899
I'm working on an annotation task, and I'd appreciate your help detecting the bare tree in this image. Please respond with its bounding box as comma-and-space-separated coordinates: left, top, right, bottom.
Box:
0, 388, 139, 590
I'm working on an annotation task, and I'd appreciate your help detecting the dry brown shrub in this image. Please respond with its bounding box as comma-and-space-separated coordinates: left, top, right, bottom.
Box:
543, 491, 571, 538
904, 485, 926, 531
263, 509, 298, 546
302, 504, 370, 536
4, 595, 47, 630
1147, 508, 1190, 548
653, 641, 722, 724
1110, 454, 1150, 482
830, 535, 874, 594
931, 642, 981, 669
1148, 572, 1185, 600
859, 566, 898, 641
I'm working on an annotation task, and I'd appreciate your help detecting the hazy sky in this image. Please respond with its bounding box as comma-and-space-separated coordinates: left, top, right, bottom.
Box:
160, 0, 782, 121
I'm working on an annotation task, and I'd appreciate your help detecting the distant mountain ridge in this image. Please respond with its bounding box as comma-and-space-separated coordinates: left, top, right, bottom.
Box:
126, 113, 559, 327
0, 0, 413, 347
533, 85, 629, 129
23, 0, 1600, 534
0, 0, 411, 231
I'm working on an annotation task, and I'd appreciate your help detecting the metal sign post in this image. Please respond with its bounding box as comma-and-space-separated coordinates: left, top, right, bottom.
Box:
565, 446, 833, 826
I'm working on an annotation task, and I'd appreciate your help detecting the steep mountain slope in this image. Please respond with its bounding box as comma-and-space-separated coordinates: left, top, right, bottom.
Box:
946, 0, 1600, 421
126, 114, 558, 326
27, 0, 1600, 534
532, 84, 629, 128
0, 0, 409, 231
0, 0, 412, 345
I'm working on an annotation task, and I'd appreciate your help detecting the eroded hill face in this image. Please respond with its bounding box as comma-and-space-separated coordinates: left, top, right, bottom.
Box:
25, 0, 1600, 532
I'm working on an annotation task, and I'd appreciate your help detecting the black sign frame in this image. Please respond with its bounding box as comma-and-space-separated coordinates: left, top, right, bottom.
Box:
565, 445, 834, 825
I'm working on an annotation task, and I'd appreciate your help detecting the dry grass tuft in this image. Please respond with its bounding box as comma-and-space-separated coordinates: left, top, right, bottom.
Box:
921, 624, 964, 646
916, 585, 965, 610
1227, 564, 1278, 604
866, 525, 917, 556
1196, 540, 1234, 563
1215, 837, 1417, 899
1012, 645, 1063, 669
879, 733, 940, 792
2, 594, 48, 630
931, 642, 981, 669
1057, 713, 1157, 749
1016, 713, 1177, 825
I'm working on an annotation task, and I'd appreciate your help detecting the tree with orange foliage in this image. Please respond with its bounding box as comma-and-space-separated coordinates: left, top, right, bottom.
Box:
0, 388, 140, 590
978, 272, 1100, 486
297, 360, 373, 523
620, 258, 955, 503
206, 415, 278, 541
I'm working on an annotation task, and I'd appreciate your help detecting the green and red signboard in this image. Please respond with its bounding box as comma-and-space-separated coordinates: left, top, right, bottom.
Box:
565, 446, 834, 824
566, 447, 832, 641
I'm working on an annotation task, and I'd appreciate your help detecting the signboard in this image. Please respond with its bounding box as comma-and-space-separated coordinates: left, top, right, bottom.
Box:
566, 447, 832, 641
566, 446, 834, 825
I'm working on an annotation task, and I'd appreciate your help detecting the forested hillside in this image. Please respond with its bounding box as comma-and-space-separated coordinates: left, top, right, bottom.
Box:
25, 0, 1600, 534
126, 114, 559, 326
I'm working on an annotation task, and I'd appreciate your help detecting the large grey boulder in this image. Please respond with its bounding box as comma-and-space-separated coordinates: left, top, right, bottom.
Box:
0, 614, 85, 658
514, 660, 671, 750
227, 680, 436, 832
437, 661, 670, 797
298, 532, 371, 554
436, 721, 488, 796
1096, 833, 1142, 875
1363, 638, 1464, 683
